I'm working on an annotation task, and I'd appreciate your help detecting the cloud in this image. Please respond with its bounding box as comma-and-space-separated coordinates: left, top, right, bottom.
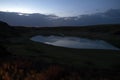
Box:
59, 9, 120, 26
0, 9, 120, 27
104, 9, 120, 18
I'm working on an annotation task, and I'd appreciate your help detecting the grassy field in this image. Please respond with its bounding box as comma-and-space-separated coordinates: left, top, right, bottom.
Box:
1, 21, 120, 79
0, 22, 119, 69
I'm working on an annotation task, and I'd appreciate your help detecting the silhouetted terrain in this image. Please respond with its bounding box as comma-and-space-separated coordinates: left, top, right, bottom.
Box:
14, 24, 120, 48
0, 21, 120, 80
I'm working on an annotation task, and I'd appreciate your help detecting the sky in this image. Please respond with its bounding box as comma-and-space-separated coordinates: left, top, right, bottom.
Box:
0, 0, 120, 17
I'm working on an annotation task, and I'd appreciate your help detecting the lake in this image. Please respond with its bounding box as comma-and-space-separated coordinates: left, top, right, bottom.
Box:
31, 35, 120, 50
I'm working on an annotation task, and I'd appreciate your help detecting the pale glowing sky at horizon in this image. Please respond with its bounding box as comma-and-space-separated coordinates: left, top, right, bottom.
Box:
0, 0, 120, 17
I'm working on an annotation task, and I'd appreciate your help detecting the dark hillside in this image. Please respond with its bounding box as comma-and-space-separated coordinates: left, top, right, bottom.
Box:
0, 21, 14, 57
0, 21, 21, 44
0, 45, 12, 58
0, 21, 19, 38
14, 24, 120, 47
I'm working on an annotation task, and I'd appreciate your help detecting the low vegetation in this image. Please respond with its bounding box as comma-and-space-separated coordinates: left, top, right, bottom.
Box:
0, 57, 120, 80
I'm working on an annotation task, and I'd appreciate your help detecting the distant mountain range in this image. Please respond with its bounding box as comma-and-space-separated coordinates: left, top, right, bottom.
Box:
0, 9, 120, 27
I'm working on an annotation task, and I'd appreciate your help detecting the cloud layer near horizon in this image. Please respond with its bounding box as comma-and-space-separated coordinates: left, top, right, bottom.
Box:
0, 9, 120, 27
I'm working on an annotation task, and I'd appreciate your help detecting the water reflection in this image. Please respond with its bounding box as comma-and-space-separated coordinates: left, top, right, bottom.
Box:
31, 35, 119, 50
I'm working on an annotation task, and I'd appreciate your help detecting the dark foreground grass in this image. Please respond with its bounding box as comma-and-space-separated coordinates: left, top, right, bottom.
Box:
1, 56, 120, 80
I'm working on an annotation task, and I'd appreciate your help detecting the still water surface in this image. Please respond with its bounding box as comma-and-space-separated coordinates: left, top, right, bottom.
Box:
31, 35, 120, 50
